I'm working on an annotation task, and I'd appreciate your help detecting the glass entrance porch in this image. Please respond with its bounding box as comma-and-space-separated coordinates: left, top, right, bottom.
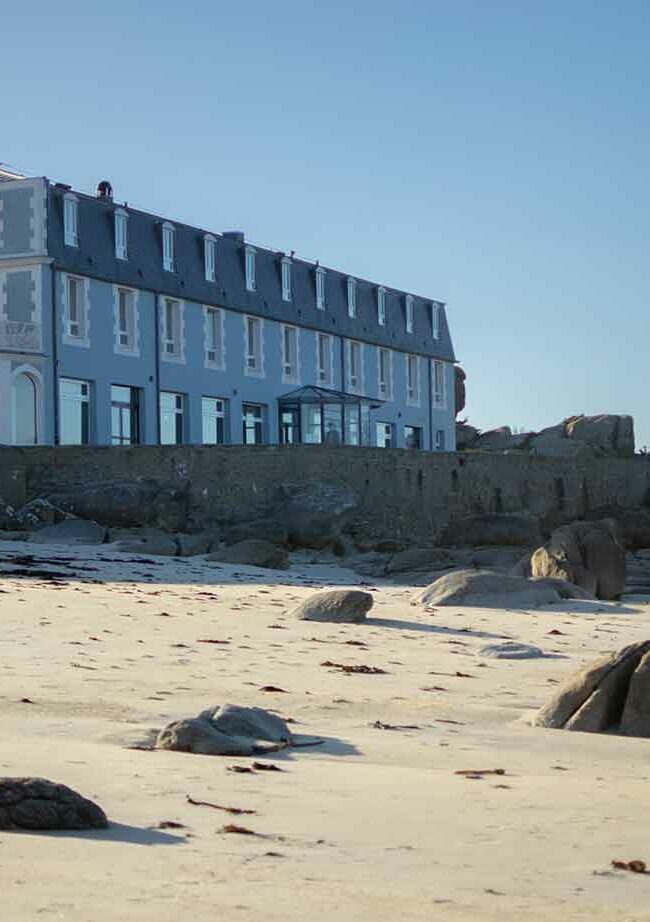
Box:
278, 386, 382, 447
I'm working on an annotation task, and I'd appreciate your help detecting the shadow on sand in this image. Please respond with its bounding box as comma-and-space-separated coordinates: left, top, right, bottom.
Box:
12, 822, 186, 845
365, 616, 512, 641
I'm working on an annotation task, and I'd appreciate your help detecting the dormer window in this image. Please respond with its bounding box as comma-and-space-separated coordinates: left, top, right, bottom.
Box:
432, 303, 441, 340
405, 295, 414, 334
115, 209, 128, 260
63, 194, 78, 247
377, 287, 386, 326
245, 245, 256, 292
204, 234, 216, 282
347, 277, 357, 318
315, 266, 326, 310
162, 222, 175, 272
281, 256, 292, 302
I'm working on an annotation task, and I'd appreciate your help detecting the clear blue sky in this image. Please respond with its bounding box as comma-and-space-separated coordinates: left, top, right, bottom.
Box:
3, 1, 649, 447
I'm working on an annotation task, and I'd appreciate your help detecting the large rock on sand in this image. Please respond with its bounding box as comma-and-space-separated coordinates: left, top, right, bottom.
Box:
156, 703, 293, 756
207, 539, 289, 570
534, 641, 650, 733
0, 778, 108, 830
413, 569, 590, 610
293, 589, 374, 623
531, 520, 626, 600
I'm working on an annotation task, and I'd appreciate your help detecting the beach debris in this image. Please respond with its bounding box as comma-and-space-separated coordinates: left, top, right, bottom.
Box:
251, 762, 284, 772
611, 859, 647, 873
0, 778, 108, 830
156, 703, 293, 756
293, 589, 373, 623
479, 642, 547, 660
158, 820, 186, 829
455, 769, 506, 779
186, 795, 256, 815
220, 824, 260, 836
372, 721, 420, 731
321, 661, 387, 674
227, 766, 255, 774
258, 685, 289, 693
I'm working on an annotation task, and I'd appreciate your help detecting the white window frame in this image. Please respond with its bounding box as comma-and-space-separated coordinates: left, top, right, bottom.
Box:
243, 314, 264, 377
281, 257, 292, 302
281, 323, 299, 384
377, 286, 386, 326
114, 208, 128, 260
378, 347, 393, 401
406, 295, 414, 334
406, 354, 420, 406
162, 222, 175, 272
376, 421, 394, 449
347, 277, 357, 318
63, 193, 78, 247
62, 274, 90, 348
59, 378, 91, 445
346, 339, 363, 394
432, 303, 441, 340
245, 245, 256, 292
202, 396, 227, 445
113, 286, 139, 356
316, 333, 333, 387
160, 297, 185, 363
204, 306, 225, 369
160, 391, 185, 445
315, 266, 326, 310
435, 428, 446, 451
204, 234, 216, 282
433, 359, 446, 408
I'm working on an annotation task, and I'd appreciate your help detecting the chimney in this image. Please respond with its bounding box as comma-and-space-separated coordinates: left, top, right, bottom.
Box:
97, 180, 113, 201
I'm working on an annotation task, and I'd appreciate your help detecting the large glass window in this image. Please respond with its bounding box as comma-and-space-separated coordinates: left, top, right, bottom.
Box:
317, 333, 332, 386
243, 403, 264, 444
205, 307, 223, 367
346, 340, 362, 393
433, 360, 446, 407
202, 397, 227, 444
117, 288, 136, 352
160, 391, 184, 444
60, 378, 90, 445
407, 354, 419, 404
111, 385, 140, 445
163, 299, 181, 357
378, 348, 391, 400
282, 325, 298, 382
301, 405, 322, 444
66, 276, 85, 339
404, 425, 422, 450
323, 404, 343, 445
12, 373, 38, 445
245, 315, 263, 374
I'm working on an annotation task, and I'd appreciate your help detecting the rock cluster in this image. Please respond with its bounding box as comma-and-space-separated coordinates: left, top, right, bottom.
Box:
457, 414, 635, 458
530, 520, 626, 600
534, 641, 650, 735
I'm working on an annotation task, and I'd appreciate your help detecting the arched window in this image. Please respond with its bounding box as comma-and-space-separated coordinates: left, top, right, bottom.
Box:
12, 372, 38, 444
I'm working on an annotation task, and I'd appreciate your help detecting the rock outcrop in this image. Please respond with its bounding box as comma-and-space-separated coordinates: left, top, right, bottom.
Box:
207, 539, 290, 570
457, 414, 635, 458
413, 569, 591, 610
530, 520, 626, 600
0, 778, 108, 830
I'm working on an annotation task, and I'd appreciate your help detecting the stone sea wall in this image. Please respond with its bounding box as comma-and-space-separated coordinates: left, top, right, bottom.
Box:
2, 445, 650, 543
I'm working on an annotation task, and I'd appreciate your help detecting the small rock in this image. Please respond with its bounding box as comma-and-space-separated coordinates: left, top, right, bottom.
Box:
479, 642, 546, 660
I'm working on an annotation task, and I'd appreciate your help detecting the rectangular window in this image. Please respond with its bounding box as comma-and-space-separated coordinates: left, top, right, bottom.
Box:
406, 295, 414, 333
317, 333, 332, 386
64, 195, 78, 247
163, 298, 181, 356
404, 425, 422, 450
59, 378, 90, 445
347, 277, 357, 318
282, 324, 298, 383
205, 307, 223, 367
435, 429, 446, 451
432, 303, 441, 340
244, 315, 263, 375
376, 422, 394, 449
407, 354, 420, 404
204, 235, 216, 282
115, 210, 128, 260
110, 385, 140, 445
316, 266, 326, 310
347, 340, 362, 392
242, 403, 264, 445
433, 360, 446, 407
245, 246, 256, 291
160, 391, 184, 445
117, 288, 136, 352
378, 347, 392, 400
66, 276, 84, 339
162, 223, 175, 272
281, 258, 292, 301
377, 287, 386, 326
202, 397, 227, 444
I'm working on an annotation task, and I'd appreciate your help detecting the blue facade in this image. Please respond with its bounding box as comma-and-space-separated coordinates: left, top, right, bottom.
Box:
0, 172, 457, 451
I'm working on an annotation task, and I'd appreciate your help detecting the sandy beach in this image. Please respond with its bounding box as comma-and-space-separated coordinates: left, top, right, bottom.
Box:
2, 540, 650, 921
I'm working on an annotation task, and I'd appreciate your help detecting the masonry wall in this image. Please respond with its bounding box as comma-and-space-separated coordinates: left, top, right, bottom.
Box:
2, 445, 650, 543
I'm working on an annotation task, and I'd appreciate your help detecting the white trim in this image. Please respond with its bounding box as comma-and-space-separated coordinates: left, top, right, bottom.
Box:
432, 303, 441, 340
114, 208, 128, 261
281, 323, 300, 384
315, 266, 326, 310
243, 314, 265, 378
113, 285, 140, 356
281, 256, 292, 302
245, 245, 256, 292
432, 359, 447, 409
162, 222, 175, 272
10, 363, 43, 445
63, 193, 79, 247
62, 274, 90, 348
347, 277, 357, 318
405, 295, 414, 334
346, 339, 363, 394
204, 234, 216, 282
378, 346, 393, 401
204, 305, 225, 370
316, 331, 334, 387
377, 286, 386, 326
406, 353, 421, 407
